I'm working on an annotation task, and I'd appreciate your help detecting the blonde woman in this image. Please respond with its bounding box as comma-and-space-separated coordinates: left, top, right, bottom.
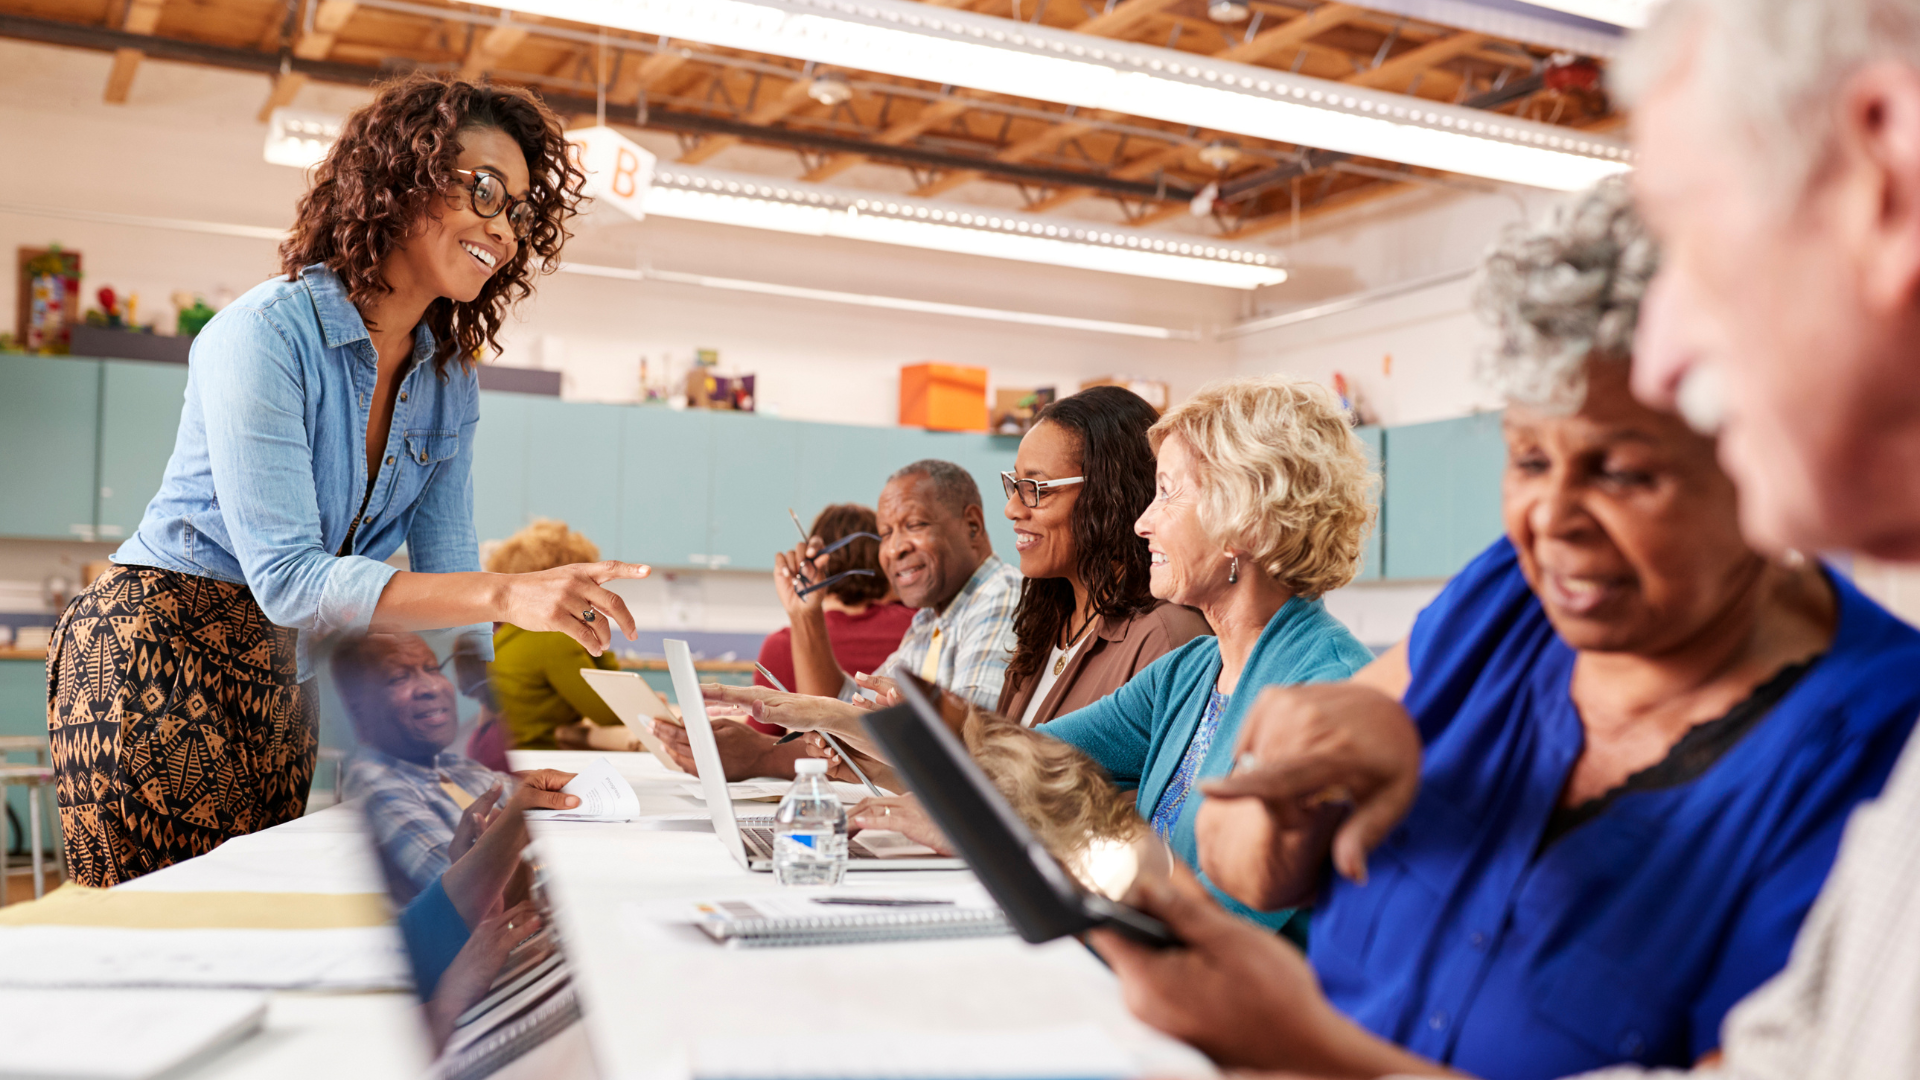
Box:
486, 519, 635, 751
837, 376, 1379, 936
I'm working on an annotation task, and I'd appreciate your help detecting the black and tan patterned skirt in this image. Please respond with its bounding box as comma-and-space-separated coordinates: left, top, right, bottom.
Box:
46, 565, 317, 887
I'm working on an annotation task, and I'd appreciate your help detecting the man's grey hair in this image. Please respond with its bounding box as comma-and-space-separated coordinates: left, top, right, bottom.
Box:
1473, 177, 1659, 411
888, 459, 982, 517
1615, 0, 1920, 195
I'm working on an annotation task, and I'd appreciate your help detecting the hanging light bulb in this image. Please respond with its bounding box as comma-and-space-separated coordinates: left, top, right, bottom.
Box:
1197, 139, 1243, 171
807, 75, 854, 106
1207, 0, 1251, 23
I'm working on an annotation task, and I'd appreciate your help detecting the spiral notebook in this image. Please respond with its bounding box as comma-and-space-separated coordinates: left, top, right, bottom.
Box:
666, 892, 1011, 948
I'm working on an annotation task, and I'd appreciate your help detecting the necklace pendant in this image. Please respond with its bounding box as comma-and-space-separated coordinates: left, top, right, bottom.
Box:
1053, 655, 1066, 676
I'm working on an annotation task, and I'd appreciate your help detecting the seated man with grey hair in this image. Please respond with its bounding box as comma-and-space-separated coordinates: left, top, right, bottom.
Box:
654, 459, 1022, 781
1072, 179, 1920, 1079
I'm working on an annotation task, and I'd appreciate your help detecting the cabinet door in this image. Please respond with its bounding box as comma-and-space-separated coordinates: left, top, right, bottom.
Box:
471, 391, 530, 544
792, 422, 915, 528
1382, 412, 1507, 579
707, 412, 802, 571
1353, 425, 1385, 582
96, 360, 190, 542
0, 355, 100, 540
619, 407, 713, 568
523, 397, 624, 557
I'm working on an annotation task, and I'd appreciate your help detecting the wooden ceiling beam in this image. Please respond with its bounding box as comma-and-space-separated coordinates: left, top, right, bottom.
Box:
1344, 30, 1487, 92
679, 74, 816, 164
1216, 2, 1363, 65
609, 44, 689, 105
256, 70, 309, 121
103, 0, 164, 103
1023, 141, 1191, 213
911, 116, 1096, 196
1076, 0, 1186, 39
292, 0, 357, 61
803, 94, 973, 181
458, 14, 539, 80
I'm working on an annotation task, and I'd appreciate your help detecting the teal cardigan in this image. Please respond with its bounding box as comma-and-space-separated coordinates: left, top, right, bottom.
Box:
1042, 596, 1373, 932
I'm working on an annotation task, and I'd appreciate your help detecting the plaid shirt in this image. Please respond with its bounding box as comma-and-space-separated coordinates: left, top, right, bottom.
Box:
343, 746, 504, 903
846, 554, 1021, 709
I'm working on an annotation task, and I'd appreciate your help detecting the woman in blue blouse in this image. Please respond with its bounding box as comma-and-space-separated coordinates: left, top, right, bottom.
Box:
839, 374, 1378, 934
1086, 181, 1920, 1078
45, 75, 647, 887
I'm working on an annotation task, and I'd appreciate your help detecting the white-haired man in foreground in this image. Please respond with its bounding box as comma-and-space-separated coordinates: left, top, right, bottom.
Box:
1072, 1, 1920, 1077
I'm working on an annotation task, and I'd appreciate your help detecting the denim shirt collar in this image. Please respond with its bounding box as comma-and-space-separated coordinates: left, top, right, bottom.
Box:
300, 263, 438, 366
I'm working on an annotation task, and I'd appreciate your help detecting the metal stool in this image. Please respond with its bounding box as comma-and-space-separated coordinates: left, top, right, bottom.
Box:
0, 735, 62, 906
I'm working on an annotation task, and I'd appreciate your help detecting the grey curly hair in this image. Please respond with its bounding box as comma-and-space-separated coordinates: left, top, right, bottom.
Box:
1473, 177, 1659, 411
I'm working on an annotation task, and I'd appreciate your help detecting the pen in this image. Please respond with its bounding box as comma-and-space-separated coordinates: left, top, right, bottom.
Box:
810, 897, 955, 907
788, 508, 810, 543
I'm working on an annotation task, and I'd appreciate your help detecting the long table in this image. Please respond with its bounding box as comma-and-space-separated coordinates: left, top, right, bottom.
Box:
513, 749, 1213, 1080
1, 750, 1210, 1080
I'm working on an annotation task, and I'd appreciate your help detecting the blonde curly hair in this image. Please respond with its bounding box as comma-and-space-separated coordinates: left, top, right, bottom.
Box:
1149, 375, 1377, 598
485, 518, 600, 575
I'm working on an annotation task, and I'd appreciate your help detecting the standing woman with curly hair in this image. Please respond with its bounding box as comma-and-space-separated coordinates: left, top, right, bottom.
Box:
45, 74, 648, 887
997, 386, 1212, 727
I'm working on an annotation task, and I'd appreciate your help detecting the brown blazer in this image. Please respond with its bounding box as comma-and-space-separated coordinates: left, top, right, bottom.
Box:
996, 600, 1213, 727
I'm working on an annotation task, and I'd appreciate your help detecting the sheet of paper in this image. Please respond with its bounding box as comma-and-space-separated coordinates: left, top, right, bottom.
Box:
0, 926, 409, 990
627, 883, 999, 929
0, 988, 267, 1080
691, 1022, 1134, 1080
523, 755, 641, 822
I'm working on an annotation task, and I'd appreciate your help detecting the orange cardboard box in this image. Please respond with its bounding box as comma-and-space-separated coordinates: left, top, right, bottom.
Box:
900, 362, 989, 431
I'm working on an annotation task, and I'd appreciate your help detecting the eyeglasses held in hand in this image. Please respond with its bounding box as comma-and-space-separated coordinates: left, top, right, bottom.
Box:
791, 530, 883, 598
1000, 471, 1085, 509
452, 168, 536, 239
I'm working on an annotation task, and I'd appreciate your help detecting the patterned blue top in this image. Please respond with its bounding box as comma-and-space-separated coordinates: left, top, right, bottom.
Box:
1149, 688, 1228, 839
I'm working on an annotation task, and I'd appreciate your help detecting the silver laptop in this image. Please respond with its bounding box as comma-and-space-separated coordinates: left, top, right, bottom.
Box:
662, 638, 965, 873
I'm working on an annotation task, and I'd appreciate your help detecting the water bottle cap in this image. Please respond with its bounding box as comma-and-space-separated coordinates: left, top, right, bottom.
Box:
794, 758, 828, 775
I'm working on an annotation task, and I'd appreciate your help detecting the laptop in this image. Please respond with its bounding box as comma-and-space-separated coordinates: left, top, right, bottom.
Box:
661, 638, 967, 873
577, 667, 689, 773
860, 672, 1177, 947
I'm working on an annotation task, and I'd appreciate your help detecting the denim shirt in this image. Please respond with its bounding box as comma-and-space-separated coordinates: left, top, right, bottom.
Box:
113, 264, 490, 678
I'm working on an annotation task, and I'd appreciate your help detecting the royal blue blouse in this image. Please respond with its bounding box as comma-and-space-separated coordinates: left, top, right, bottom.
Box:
1309, 539, 1920, 1080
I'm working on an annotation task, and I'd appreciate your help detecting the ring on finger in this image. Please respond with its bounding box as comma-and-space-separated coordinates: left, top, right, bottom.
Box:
581, 607, 597, 624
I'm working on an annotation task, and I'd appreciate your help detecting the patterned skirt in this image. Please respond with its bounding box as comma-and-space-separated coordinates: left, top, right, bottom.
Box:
46, 565, 317, 887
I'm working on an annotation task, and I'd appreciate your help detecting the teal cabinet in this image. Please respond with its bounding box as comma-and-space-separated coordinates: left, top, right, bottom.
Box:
0, 659, 55, 851
0, 355, 101, 540
708, 412, 802, 570
472, 391, 531, 544
1354, 425, 1384, 582
792, 422, 914, 532
523, 398, 624, 555
96, 360, 190, 542
1382, 412, 1507, 579
618, 408, 713, 567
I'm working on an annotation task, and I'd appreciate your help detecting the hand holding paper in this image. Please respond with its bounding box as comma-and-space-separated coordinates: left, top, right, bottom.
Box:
522, 757, 639, 823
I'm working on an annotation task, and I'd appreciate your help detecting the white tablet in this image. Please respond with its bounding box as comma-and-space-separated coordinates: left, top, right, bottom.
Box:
577, 667, 689, 773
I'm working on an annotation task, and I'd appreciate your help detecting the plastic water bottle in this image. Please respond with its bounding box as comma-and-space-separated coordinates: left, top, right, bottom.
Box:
773, 758, 848, 886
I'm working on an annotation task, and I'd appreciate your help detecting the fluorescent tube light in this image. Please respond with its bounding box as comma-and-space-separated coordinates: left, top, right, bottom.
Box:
1512, 0, 1658, 29
464, 0, 1631, 191
645, 166, 1288, 289
560, 261, 1197, 338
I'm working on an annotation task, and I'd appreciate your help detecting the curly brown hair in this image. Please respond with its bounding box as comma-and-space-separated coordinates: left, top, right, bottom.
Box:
808, 503, 889, 606
278, 73, 586, 372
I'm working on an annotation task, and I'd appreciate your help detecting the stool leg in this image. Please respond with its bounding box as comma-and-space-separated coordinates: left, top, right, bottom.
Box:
28, 786, 44, 900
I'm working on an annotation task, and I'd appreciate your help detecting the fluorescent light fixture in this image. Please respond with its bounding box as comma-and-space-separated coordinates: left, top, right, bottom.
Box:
1512, 0, 1658, 29
560, 261, 1196, 338
645, 166, 1288, 289
263, 108, 343, 169
465, 0, 1631, 190
257, 113, 1283, 287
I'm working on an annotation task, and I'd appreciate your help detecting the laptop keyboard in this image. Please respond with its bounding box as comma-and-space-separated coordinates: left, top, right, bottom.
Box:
738, 815, 881, 861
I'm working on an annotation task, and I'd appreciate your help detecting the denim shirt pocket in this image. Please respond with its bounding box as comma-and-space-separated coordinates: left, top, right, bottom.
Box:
403, 430, 460, 469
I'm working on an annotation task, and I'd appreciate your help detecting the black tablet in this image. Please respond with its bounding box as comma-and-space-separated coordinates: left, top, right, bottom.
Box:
861, 673, 1176, 947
